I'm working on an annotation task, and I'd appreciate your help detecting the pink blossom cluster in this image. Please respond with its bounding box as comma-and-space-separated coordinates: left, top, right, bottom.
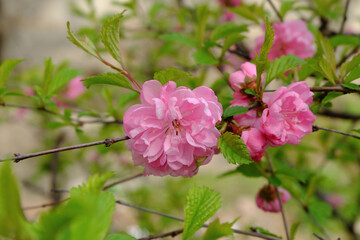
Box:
251, 20, 315, 61
229, 62, 316, 161
123, 80, 222, 177
256, 185, 291, 212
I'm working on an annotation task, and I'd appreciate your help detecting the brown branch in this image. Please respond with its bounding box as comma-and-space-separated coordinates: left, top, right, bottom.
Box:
339, 0, 351, 35
312, 125, 360, 140
22, 198, 69, 210
137, 229, 184, 240
0, 136, 129, 163
266, 0, 283, 22
265, 152, 290, 240
103, 173, 143, 190
265, 86, 360, 93
317, 109, 360, 121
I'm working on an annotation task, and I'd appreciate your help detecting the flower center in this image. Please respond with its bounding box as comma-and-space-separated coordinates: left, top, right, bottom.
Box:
171, 119, 181, 136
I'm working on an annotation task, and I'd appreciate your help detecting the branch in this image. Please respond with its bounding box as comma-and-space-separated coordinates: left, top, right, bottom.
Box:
137, 229, 183, 240
339, 0, 351, 34
0, 136, 129, 163
266, 0, 283, 22
317, 109, 360, 121
103, 173, 143, 190
265, 86, 360, 94
22, 198, 69, 210
265, 152, 290, 240
312, 125, 360, 140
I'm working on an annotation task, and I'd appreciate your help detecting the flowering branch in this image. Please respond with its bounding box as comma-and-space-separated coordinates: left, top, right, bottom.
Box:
0, 136, 129, 163
312, 125, 360, 140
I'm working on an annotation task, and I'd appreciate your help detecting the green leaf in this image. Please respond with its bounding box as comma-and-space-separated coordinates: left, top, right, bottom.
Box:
38, 173, 115, 240
223, 106, 248, 118
244, 88, 256, 96
316, 33, 336, 77
218, 132, 252, 165
229, 6, 260, 23
276, 167, 306, 183
279, 0, 296, 17
101, 13, 125, 65
329, 35, 360, 47
251, 227, 282, 239
105, 234, 136, 240
183, 185, 222, 240
289, 222, 300, 240
235, 163, 263, 178
255, 18, 274, 90
340, 54, 360, 76
344, 66, 360, 83
308, 199, 332, 223
153, 67, 191, 85
352, 129, 360, 134
321, 92, 342, 105
266, 55, 305, 86
0, 162, 37, 239
269, 176, 282, 187
318, 58, 336, 85
160, 33, 199, 48
202, 218, 234, 240
83, 72, 135, 91
221, 34, 245, 55
341, 83, 359, 90
193, 51, 218, 65
195, 5, 209, 45
67, 21, 99, 59
118, 92, 139, 108
46, 122, 68, 129
0, 59, 23, 87
47, 68, 83, 96
211, 23, 247, 42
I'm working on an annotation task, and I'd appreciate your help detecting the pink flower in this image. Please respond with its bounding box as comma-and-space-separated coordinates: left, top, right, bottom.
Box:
260, 82, 316, 146
240, 128, 267, 161
123, 80, 223, 177
256, 185, 291, 212
65, 76, 86, 100
324, 193, 345, 208
251, 20, 315, 61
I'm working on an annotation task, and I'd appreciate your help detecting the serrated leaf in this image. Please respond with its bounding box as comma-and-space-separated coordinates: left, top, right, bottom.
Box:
266, 55, 305, 86
340, 54, 360, 76
308, 200, 332, 223
218, 132, 252, 165
276, 167, 306, 183
344, 66, 360, 83
105, 234, 136, 240
255, 18, 274, 91
101, 13, 125, 65
223, 106, 248, 118
211, 23, 247, 42
229, 6, 259, 23
321, 92, 342, 105
251, 227, 282, 239
193, 51, 218, 65
0, 162, 37, 239
236, 163, 263, 178
279, 0, 296, 17
67, 21, 99, 59
160, 33, 199, 48
318, 58, 336, 85
290, 222, 300, 240
316, 34, 336, 74
47, 68, 83, 96
183, 185, 222, 240
0, 59, 23, 87
244, 88, 256, 96
341, 83, 359, 90
202, 218, 234, 240
329, 35, 360, 47
83, 72, 135, 91
153, 67, 191, 85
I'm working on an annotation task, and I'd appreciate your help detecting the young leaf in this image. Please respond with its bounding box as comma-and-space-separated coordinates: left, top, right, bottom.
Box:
275, 167, 306, 183
341, 83, 359, 90
329, 35, 360, 47
218, 132, 252, 165
195, 5, 209, 45
101, 13, 125, 65
308, 199, 332, 223
153, 67, 191, 85
223, 106, 248, 118
47, 68, 83, 96
266, 55, 305, 86
316, 33, 337, 80
289, 222, 300, 240
235, 163, 263, 178
83, 72, 135, 91
202, 218, 234, 240
183, 185, 222, 240
318, 58, 336, 85
229, 6, 260, 24
340, 54, 360, 76
251, 227, 282, 239
0, 59, 23, 87
160, 33, 199, 48
210, 23, 247, 42
344, 66, 360, 83
193, 51, 218, 65
279, 0, 296, 17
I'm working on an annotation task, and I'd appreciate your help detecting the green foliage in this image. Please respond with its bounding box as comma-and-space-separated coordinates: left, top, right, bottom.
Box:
0, 162, 37, 240
105, 234, 136, 240
329, 35, 360, 47
218, 132, 252, 165
183, 185, 222, 240
202, 218, 234, 240
279, 1, 296, 17
229, 4, 265, 24
315, 33, 337, 84
48, 68, 83, 96
101, 13, 125, 65
210, 23, 247, 42
340, 53, 360, 77
160, 33, 199, 48
275, 167, 306, 183
266, 55, 305, 86
251, 227, 282, 239
37, 173, 115, 240
0, 59, 23, 87
223, 106, 248, 119
153, 67, 191, 85
344, 66, 360, 83
308, 199, 332, 223
289, 222, 300, 240
255, 18, 274, 93
193, 51, 218, 65
341, 83, 359, 90
83, 72, 136, 91
195, 5, 209, 46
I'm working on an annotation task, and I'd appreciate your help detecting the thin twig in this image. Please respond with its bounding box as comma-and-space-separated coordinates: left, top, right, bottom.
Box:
339, 0, 351, 35
265, 152, 290, 240
0, 136, 129, 163
265, 86, 360, 93
22, 198, 69, 210
317, 109, 360, 121
103, 173, 143, 190
116, 200, 282, 240
314, 233, 326, 240
266, 0, 283, 22
312, 125, 360, 140
137, 229, 184, 240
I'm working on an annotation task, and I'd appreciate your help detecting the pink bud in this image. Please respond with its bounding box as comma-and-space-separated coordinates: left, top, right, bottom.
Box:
256, 185, 291, 212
